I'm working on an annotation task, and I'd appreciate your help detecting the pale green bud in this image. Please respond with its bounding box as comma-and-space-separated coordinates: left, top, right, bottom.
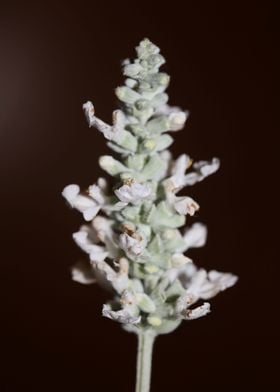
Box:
115, 86, 140, 104
147, 316, 162, 326
140, 154, 167, 181
147, 116, 169, 134
114, 130, 138, 152
99, 155, 129, 176
150, 93, 169, 108
145, 53, 165, 69
136, 293, 156, 313
136, 38, 160, 60
154, 134, 173, 152
144, 264, 159, 274
126, 154, 145, 170
123, 63, 143, 78
148, 201, 186, 229
135, 99, 150, 111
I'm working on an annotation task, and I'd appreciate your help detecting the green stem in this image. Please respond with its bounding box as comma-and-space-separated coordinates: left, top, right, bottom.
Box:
135, 329, 156, 392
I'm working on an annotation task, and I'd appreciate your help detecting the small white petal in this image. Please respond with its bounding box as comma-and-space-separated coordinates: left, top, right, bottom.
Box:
83, 206, 101, 221
167, 154, 192, 190
183, 158, 220, 186
168, 111, 188, 131
62, 184, 80, 203
83, 101, 115, 140
73, 231, 92, 253
175, 292, 198, 314
83, 101, 95, 124
89, 248, 108, 263
199, 270, 238, 299
208, 270, 238, 290
174, 196, 200, 216
119, 231, 146, 256
73, 228, 108, 260
115, 181, 151, 203
71, 261, 96, 285
182, 267, 238, 300
182, 223, 208, 251
182, 302, 211, 320
88, 183, 106, 204
171, 253, 193, 268
102, 304, 141, 324
186, 269, 208, 294
194, 157, 220, 177
62, 184, 100, 221
135, 293, 156, 313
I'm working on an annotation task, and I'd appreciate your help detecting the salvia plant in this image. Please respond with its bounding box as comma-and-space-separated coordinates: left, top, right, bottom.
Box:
62, 38, 238, 392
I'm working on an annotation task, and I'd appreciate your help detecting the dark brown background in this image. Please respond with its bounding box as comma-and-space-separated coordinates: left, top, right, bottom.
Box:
1, 1, 278, 391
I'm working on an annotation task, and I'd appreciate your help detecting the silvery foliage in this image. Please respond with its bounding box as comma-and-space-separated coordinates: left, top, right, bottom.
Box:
62, 38, 238, 335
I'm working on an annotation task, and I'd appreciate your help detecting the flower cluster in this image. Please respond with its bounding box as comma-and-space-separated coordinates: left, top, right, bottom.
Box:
63, 38, 237, 334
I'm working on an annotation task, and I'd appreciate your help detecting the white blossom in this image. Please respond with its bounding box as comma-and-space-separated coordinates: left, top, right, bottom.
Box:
115, 180, 151, 204
119, 231, 147, 257
92, 259, 129, 294
183, 158, 220, 186
181, 302, 211, 320
165, 156, 220, 193
168, 111, 188, 131
71, 261, 96, 285
175, 291, 211, 320
182, 223, 208, 251
174, 196, 200, 216
92, 216, 120, 258
83, 101, 124, 141
177, 264, 238, 301
102, 304, 141, 325
156, 104, 189, 131
171, 253, 192, 268
62, 184, 101, 221
73, 228, 108, 263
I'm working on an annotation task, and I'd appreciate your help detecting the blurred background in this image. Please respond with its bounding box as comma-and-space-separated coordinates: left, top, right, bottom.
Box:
1, 1, 278, 391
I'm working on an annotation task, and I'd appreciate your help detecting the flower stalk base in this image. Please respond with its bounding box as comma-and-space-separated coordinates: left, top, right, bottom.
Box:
136, 330, 156, 392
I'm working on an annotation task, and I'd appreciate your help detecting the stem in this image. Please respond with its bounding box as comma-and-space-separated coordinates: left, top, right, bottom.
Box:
135, 329, 156, 392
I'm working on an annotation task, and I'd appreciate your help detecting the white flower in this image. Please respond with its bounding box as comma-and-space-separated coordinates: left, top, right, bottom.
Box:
92, 259, 129, 294
135, 293, 156, 313
63, 179, 126, 221
83, 101, 124, 141
92, 216, 120, 259
71, 261, 96, 285
73, 229, 108, 263
168, 111, 188, 131
177, 264, 238, 300
62, 184, 101, 221
183, 303, 211, 320
165, 156, 220, 193
88, 184, 106, 205
183, 158, 220, 186
174, 196, 200, 216
164, 154, 191, 191
164, 174, 200, 216
175, 291, 210, 320
102, 304, 141, 325
119, 231, 147, 257
171, 253, 192, 268
182, 222, 208, 251
156, 104, 189, 131
189, 269, 238, 299
114, 179, 151, 204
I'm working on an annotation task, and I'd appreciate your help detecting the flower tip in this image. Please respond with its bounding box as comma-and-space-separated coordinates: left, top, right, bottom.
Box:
62, 184, 80, 203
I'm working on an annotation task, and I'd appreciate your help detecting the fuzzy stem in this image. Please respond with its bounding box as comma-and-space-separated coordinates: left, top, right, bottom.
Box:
135, 329, 156, 392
